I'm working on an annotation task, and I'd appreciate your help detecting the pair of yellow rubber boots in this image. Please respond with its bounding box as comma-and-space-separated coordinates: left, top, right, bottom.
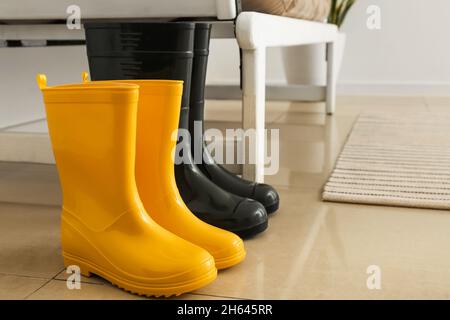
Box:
37, 74, 246, 297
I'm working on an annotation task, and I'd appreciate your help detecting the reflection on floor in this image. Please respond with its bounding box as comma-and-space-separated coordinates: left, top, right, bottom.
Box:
1, 96, 450, 299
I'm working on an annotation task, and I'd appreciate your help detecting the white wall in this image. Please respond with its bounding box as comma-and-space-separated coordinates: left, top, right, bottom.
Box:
206, 0, 450, 95
0, 46, 88, 128
1, 0, 449, 129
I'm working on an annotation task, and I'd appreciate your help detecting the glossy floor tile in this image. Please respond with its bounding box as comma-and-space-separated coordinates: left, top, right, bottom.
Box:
0, 162, 60, 206
196, 188, 450, 299
27, 279, 237, 300
424, 96, 450, 113
2, 95, 450, 299
205, 99, 291, 123
0, 274, 47, 299
27, 280, 148, 300
0, 202, 63, 279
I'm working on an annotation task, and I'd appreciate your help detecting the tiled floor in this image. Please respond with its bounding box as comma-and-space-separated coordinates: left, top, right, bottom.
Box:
1, 96, 450, 299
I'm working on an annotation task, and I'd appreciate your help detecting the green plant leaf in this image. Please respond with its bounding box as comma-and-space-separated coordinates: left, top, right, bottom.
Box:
329, 0, 338, 25
329, 0, 356, 27
338, 0, 356, 27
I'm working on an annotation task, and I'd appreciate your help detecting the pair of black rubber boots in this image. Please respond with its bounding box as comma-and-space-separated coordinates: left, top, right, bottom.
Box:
84, 22, 279, 238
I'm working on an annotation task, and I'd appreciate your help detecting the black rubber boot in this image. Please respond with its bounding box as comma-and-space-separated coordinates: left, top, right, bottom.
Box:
189, 24, 280, 214
84, 22, 268, 238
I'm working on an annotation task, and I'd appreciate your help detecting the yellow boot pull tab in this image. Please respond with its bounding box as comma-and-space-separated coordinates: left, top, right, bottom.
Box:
82, 71, 90, 83
36, 74, 47, 90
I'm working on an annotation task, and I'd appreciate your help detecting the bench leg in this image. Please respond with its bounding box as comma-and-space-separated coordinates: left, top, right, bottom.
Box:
241, 48, 266, 183
326, 41, 337, 115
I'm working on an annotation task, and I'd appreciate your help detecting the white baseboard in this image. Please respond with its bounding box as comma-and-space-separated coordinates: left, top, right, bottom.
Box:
206, 83, 326, 101
206, 81, 450, 98
0, 132, 54, 164
338, 82, 450, 96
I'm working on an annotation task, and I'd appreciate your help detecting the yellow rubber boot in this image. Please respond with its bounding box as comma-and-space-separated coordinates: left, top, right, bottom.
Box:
81, 73, 246, 269
112, 78, 246, 270
37, 74, 217, 297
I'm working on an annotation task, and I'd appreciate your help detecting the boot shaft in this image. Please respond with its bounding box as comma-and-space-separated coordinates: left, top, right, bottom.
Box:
85, 22, 195, 123
37, 75, 141, 229
189, 24, 212, 152
85, 21, 205, 199
190, 23, 211, 121
133, 81, 185, 211
80, 76, 184, 181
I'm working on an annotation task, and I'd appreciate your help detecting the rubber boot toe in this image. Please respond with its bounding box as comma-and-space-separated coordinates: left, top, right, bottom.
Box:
208, 235, 246, 270
253, 183, 280, 214
232, 199, 268, 239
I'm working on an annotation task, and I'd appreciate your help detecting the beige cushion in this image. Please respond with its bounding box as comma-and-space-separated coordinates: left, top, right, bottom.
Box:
242, 0, 331, 22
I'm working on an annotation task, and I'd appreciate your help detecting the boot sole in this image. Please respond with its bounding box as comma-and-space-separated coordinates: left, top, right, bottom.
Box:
214, 246, 246, 270
63, 252, 217, 298
234, 220, 269, 239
